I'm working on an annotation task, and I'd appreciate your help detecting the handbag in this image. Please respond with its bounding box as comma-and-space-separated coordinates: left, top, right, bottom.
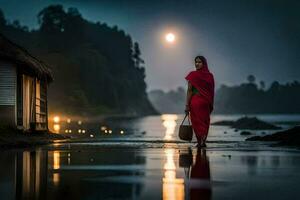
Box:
178, 113, 193, 141
179, 148, 193, 179
179, 147, 193, 167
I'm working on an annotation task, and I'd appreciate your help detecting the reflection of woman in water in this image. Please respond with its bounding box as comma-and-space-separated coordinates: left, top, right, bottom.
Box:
185, 56, 215, 147
190, 148, 212, 200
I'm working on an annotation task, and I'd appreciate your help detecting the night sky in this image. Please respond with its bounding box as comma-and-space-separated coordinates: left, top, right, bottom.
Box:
1, 0, 299, 91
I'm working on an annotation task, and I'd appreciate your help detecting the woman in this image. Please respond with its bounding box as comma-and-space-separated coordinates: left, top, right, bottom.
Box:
185, 56, 215, 147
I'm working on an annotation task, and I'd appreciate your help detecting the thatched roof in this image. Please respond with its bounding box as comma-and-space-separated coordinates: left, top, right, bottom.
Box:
0, 33, 53, 82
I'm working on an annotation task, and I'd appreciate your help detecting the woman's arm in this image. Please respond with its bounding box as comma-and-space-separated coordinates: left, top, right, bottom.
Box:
185, 82, 193, 113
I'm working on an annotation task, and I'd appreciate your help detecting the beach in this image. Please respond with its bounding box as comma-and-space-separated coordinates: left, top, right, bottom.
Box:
0, 114, 300, 199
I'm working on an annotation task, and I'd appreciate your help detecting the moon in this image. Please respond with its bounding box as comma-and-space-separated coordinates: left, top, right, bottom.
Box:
165, 33, 175, 43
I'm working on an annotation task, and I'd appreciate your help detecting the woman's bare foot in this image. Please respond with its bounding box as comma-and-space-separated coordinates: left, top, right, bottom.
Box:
196, 137, 206, 148
200, 137, 207, 147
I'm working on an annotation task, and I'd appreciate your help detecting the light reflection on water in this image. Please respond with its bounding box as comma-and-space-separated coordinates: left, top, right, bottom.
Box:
163, 148, 185, 200
53, 151, 60, 170
52, 151, 60, 186
162, 114, 178, 140
1, 114, 300, 199
12, 150, 48, 199
1, 148, 300, 199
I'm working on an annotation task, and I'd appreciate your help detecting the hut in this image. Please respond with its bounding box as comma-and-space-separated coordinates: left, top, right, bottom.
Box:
0, 34, 53, 131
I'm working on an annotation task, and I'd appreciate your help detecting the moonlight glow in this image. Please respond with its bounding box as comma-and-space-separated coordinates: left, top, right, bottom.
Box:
165, 33, 175, 43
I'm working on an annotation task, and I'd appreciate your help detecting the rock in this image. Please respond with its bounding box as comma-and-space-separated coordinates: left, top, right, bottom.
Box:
212, 117, 281, 130
211, 120, 235, 126
222, 155, 232, 159
233, 117, 281, 130
246, 126, 300, 146
240, 131, 252, 135
224, 131, 227, 134
247, 136, 261, 140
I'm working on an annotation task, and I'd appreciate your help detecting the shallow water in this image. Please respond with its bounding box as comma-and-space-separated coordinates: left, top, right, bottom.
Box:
1, 146, 300, 200
1, 114, 300, 200
50, 114, 300, 142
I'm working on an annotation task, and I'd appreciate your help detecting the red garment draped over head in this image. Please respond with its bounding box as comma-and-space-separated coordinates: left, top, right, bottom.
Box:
185, 60, 215, 140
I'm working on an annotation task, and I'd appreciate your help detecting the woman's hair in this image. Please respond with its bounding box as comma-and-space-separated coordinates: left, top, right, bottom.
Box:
194, 55, 208, 68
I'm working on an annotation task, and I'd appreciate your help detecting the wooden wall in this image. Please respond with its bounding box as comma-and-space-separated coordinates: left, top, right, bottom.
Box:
0, 61, 16, 126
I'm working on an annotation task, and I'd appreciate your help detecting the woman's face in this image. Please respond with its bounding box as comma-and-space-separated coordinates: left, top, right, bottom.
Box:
195, 58, 203, 70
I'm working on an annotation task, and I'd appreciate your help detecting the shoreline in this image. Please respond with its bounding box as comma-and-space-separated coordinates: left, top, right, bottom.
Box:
1, 117, 299, 149
1, 135, 299, 150
0, 127, 69, 149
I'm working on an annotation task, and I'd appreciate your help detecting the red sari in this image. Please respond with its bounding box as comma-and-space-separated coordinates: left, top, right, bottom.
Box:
185, 65, 215, 142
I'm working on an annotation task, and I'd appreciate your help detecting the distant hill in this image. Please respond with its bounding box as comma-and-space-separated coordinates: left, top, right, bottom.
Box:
148, 87, 186, 114
0, 5, 158, 116
148, 77, 300, 114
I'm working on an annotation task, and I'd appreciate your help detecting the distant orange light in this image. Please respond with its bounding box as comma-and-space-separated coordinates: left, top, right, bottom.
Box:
53, 124, 60, 133
53, 116, 60, 123
101, 126, 107, 131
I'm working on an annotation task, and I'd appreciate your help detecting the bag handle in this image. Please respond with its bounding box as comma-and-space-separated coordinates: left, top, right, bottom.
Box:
184, 166, 191, 179
181, 113, 191, 125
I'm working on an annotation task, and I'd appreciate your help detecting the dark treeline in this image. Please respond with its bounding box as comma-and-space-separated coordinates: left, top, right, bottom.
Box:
0, 5, 158, 116
215, 75, 300, 114
149, 75, 300, 114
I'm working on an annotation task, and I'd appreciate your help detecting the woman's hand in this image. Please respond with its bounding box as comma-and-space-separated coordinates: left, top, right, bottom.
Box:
185, 105, 190, 114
